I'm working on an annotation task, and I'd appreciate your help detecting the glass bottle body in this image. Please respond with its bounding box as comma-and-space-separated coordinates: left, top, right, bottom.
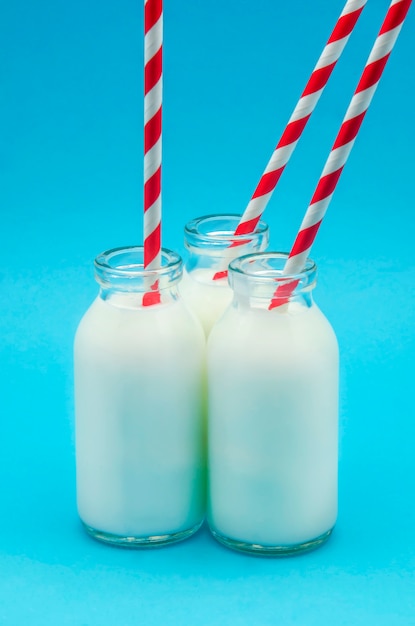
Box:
207, 253, 339, 555
180, 214, 269, 336
74, 247, 205, 547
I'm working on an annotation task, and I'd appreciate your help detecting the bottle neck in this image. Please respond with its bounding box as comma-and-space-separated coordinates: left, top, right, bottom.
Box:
94, 246, 182, 307
228, 253, 317, 311
184, 214, 269, 276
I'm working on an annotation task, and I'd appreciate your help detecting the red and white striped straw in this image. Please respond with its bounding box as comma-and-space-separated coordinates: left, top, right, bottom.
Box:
270, 0, 412, 309
144, 0, 162, 270
234, 0, 368, 237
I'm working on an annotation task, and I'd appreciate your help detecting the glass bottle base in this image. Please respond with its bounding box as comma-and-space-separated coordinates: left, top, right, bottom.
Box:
209, 525, 333, 556
82, 519, 203, 549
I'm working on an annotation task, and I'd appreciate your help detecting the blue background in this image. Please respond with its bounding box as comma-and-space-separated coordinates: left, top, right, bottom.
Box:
1, 0, 415, 623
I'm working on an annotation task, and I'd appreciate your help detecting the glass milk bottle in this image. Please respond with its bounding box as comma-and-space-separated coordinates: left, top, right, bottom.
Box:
207, 252, 339, 555
179, 214, 269, 335
74, 246, 205, 547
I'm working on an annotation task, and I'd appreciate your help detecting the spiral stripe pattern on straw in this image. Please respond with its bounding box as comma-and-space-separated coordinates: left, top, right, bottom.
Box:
270, 0, 412, 309
233, 0, 368, 237
144, 0, 162, 270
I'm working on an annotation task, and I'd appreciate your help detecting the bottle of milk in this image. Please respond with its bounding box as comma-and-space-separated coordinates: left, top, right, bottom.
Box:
179, 214, 269, 336
74, 246, 206, 547
207, 252, 339, 555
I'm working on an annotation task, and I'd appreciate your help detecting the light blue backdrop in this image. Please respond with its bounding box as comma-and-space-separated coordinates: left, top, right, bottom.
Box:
1, 0, 414, 624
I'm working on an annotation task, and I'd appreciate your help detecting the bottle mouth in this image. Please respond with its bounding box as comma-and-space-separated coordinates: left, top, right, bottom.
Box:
184, 214, 269, 250
94, 246, 182, 289
228, 252, 317, 295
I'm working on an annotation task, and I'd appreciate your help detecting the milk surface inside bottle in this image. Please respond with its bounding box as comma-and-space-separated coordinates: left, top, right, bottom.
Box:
207, 252, 339, 555
74, 246, 205, 547
179, 214, 269, 336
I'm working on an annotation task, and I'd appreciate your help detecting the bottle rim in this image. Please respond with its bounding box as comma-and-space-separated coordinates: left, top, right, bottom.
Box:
94, 246, 182, 287
184, 214, 269, 249
228, 252, 317, 289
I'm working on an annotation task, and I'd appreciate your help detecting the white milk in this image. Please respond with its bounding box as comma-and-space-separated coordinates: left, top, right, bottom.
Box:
207, 254, 339, 553
180, 268, 233, 336
74, 248, 206, 545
